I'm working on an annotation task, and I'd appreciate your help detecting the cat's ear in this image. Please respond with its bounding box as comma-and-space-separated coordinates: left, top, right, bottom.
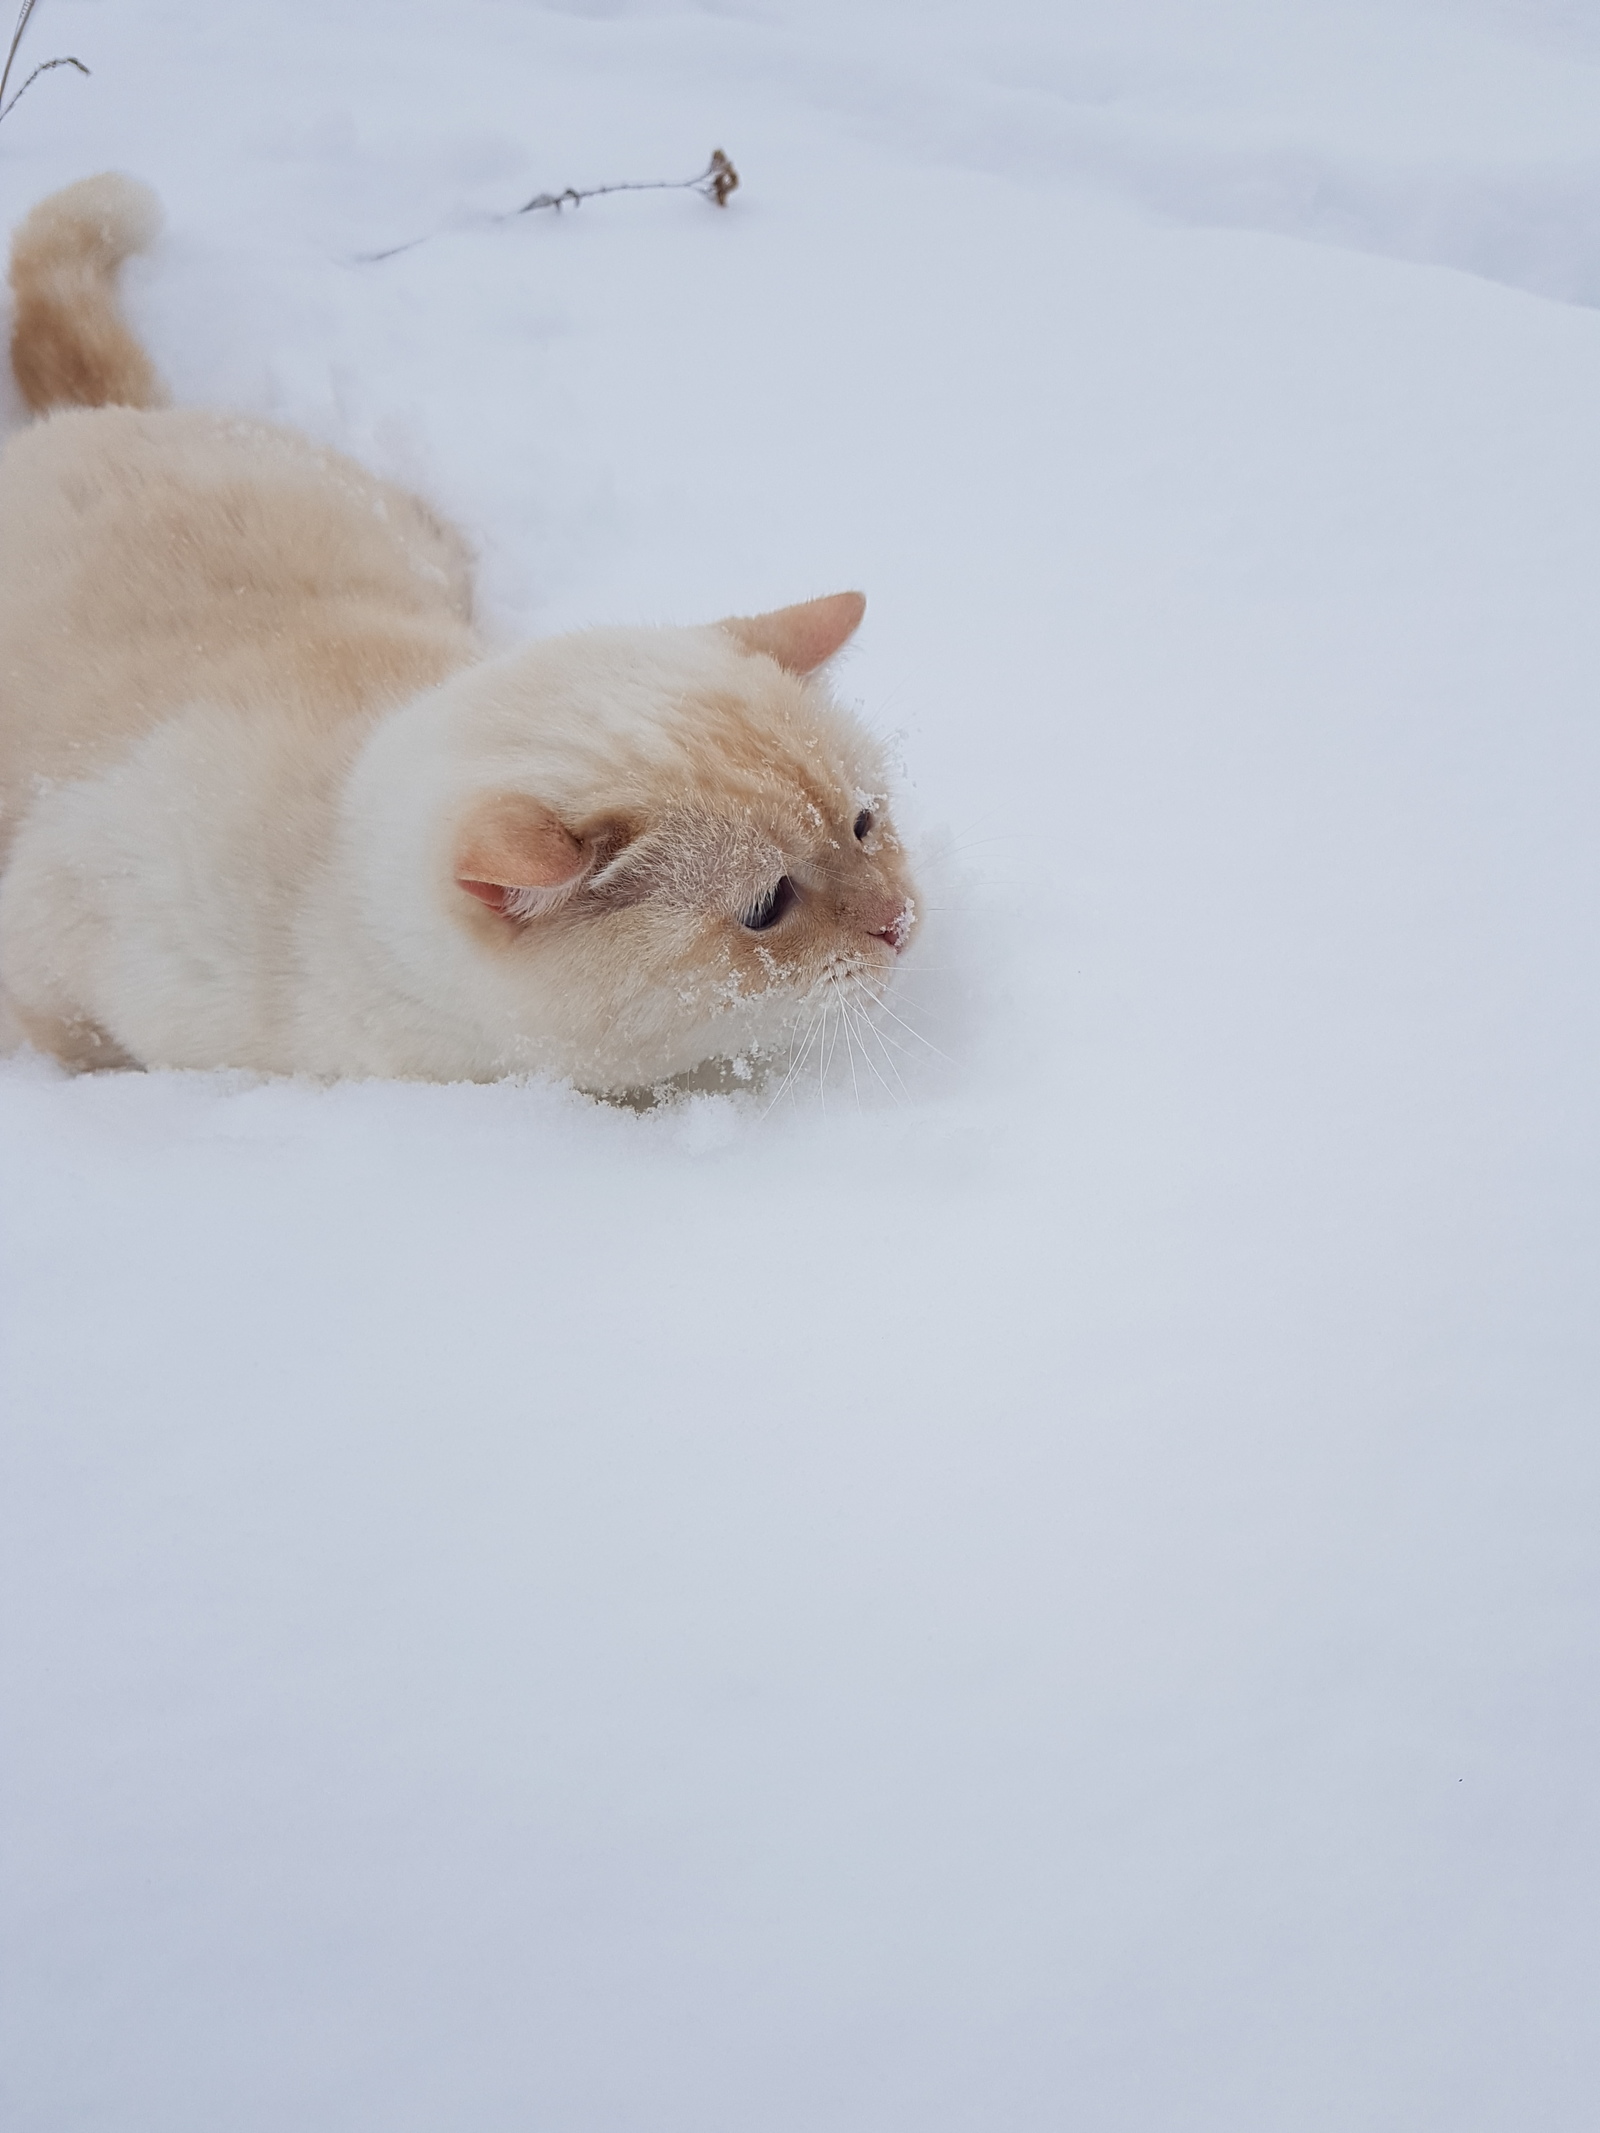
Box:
722, 591, 865, 674
455, 794, 587, 919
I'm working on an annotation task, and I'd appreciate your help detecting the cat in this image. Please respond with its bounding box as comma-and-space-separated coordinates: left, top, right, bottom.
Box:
0, 174, 917, 1092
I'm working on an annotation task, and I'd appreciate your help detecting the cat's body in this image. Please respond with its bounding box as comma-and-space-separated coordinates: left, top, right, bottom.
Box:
0, 175, 915, 1088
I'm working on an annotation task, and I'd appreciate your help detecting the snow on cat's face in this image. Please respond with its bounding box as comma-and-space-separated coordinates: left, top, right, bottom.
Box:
350, 593, 918, 1091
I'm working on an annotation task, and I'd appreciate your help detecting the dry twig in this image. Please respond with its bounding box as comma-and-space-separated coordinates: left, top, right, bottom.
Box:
362, 148, 738, 263
516, 147, 738, 217
0, 0, 89, 128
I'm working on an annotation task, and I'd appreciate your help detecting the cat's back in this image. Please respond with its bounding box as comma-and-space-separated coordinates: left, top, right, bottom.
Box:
0, 403, 479, 838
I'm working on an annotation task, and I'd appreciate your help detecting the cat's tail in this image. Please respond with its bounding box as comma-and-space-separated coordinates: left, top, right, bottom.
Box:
8, 173, 166, 416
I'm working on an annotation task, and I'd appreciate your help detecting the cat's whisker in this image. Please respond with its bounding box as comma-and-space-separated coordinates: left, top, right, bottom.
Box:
861, 1009, 916, 1096
841, 1000, 867, 1111
828, 969, 909, 1102
762, 1010, 824, 1118
796, 1014, 827, 1097
860, 1015, 912, 1057
769, 1046, 811, 1116
854, 1011, 931, 1082
867, 993, 951, 1062
852, 998, 909, 1101
845, 1001, 897, 1103
758, 1005, 811, 1108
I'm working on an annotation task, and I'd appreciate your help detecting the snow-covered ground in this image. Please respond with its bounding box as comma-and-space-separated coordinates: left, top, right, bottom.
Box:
4, 2, 1599, 2125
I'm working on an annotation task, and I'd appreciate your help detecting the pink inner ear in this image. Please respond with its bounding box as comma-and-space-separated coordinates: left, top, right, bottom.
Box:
722, 590, 866, 674
459, 877, 515, 912
456, 794, 586, 914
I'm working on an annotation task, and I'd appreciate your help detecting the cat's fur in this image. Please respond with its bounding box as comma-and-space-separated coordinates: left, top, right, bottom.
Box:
0, 174, 916, 1089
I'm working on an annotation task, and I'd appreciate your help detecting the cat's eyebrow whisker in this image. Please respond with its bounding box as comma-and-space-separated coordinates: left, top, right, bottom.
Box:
946, 803, 1008, 841
870, 676, 910, 720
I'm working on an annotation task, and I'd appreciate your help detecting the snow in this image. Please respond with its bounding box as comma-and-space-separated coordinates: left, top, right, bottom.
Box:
3, 2, 1599, 2126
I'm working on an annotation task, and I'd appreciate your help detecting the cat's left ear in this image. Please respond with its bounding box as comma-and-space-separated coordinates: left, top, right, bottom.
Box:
722, 590, 865, 674
455, 793, 588, 919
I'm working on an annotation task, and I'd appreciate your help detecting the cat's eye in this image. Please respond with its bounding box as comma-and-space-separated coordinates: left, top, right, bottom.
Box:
853, 809, 873, 841
741, 876, 795, 931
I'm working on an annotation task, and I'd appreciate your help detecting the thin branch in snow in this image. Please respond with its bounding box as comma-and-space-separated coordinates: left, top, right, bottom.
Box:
1, 53, 89, 120
0, 0, 89, 127
360, 148, 739, 264
515, 147, 739, 218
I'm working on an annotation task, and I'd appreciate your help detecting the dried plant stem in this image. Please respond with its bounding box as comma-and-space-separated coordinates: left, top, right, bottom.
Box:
362, 148, 739, 264
0, 0, 88, 127
0, 0, 38, 110
516, 148, 738, 218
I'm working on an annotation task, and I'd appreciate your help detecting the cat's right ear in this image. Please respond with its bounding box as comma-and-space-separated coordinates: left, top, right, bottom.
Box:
455, 793, 588, 919
721, 591, 865, 674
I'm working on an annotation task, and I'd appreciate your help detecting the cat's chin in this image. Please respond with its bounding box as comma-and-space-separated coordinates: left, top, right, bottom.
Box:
583, 964, 910, 1111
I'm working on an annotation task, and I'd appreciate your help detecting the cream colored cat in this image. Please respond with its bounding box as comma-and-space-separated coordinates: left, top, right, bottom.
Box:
0, 175, 916, 1090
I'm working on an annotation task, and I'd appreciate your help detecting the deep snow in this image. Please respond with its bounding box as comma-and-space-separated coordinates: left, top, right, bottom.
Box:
2, 3, 1599, 2128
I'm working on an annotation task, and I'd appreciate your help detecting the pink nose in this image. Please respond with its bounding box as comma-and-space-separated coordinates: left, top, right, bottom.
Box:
868, 900, 914, 953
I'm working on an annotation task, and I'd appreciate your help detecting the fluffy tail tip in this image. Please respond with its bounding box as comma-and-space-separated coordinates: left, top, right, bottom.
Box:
11, 171, 164, 274
9, 172, 166, 415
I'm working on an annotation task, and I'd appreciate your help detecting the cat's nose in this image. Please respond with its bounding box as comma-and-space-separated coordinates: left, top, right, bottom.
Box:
866, 898, 914, 953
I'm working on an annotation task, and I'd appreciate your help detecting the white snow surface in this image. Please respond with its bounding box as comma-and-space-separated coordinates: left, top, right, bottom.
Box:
3, 2, 1599, 2126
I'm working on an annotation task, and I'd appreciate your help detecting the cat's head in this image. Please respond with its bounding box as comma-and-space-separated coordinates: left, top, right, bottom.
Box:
352, 593, 918, 1089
